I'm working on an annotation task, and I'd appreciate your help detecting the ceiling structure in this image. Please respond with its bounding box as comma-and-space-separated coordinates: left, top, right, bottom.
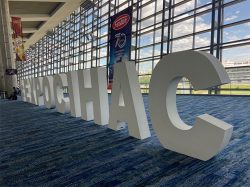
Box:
8, 0, 85, 50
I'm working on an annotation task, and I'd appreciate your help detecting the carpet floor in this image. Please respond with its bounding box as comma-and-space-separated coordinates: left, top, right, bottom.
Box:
0, 95, 250, 186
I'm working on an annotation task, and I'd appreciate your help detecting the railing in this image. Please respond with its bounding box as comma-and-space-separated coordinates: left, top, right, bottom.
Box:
140, 84, 250, 96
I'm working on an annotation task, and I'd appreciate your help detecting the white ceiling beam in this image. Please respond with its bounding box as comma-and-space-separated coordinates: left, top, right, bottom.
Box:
24, 0, 86, 49
11, 14, 50, 21
23, 28, 38, 33
8, 0, 67, 2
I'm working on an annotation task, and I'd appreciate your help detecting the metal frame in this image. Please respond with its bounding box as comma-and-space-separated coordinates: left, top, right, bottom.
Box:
16, 0, 250, 95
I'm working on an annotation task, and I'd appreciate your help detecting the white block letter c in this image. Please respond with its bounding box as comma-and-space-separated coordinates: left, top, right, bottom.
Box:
149, 51, 233, 161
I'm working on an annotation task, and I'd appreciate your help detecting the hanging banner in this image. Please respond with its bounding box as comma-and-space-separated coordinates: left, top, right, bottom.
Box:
109, 6, 133, 88
11, 16, 26, 61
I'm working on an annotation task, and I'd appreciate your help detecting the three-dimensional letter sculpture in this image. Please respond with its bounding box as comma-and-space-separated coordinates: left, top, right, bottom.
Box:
43, 76, 55, 109
19, 51, 234, 161
109, 61, 151, 140
34, 77, 44, 106
77, 67, 109, 125
54, 74, 70, 114
149, 51, 233, 161
67, 71, 81, 117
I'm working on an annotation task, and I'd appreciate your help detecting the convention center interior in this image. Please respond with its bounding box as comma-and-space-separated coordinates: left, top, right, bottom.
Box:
0, 0, 250, 186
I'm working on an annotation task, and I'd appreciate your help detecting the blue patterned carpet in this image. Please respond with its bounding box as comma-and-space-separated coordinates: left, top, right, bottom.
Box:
0, 95, 250, 186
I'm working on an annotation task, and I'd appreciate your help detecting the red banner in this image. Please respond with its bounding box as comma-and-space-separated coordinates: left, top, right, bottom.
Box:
11, 17, 26, 61
11, 17, 23, 38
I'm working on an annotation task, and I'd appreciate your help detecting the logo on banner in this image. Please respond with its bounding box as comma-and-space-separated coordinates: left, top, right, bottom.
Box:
115, 33, 127, 48
112, 14, 130, 30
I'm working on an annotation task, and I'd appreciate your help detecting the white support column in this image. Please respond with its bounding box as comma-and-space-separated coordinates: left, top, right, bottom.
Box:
0, 0, 17, 96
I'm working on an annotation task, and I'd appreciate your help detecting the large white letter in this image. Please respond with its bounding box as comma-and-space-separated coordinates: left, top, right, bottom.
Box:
24, 79, 31, 103
29, 78, 37, 105
149, 51, 233, 161
34, 77, 44, 106
43, 76, 55, 109
77, 67, 109, 125
53, 74, 70, 114
109, 61, 151, 140
67, 71, 81, 117
20, 79, 27, 102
